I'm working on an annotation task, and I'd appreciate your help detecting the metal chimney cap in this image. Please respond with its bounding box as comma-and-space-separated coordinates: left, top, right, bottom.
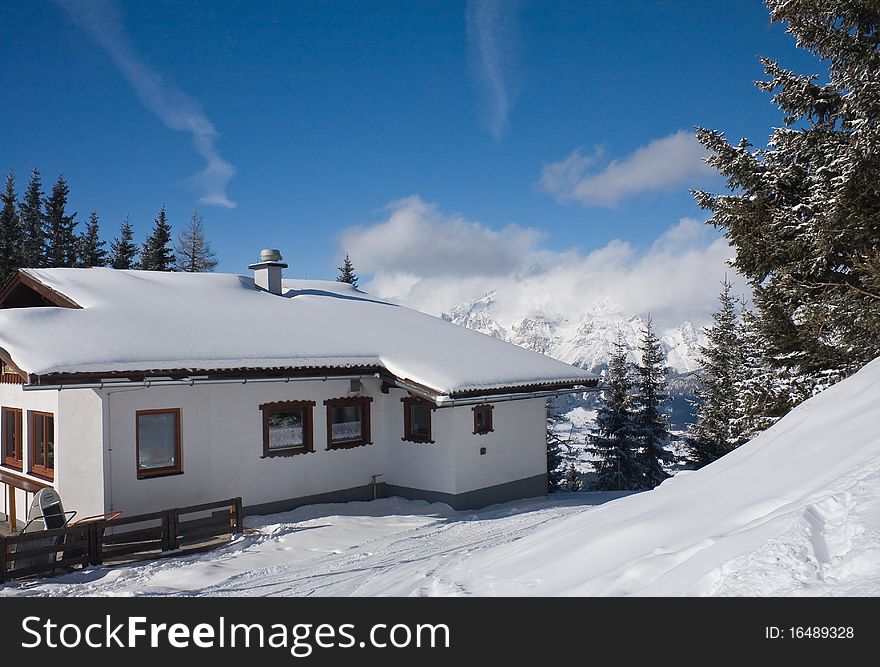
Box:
259, 248, 283, 262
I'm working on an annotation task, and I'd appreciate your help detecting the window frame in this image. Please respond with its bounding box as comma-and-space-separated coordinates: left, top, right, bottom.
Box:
135, 408, 182, 479
472, 403, 494, 435
2, 407, 23, 470
259, 400, 315, 458
28, 410, 55, 481
401, 395, 436, 444
324, 396, 373, 450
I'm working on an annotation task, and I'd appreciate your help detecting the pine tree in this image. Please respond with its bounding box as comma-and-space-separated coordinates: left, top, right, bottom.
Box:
18, 169, 44, 268
337, 253, 358, 287
688, 279, 743, 467
0, 170, 23, 281
43, 174, 78, 267
693, 0, 880, 385
589, 331, 643, 490
730, 307, 800, 445
109, 216, 139, 269
546, 410, 566, 492
77, 211, 108, 267
174, 210, 217, 272
563, 463, 581, 492
634, 317, 674, 488
140, 206, 175, 271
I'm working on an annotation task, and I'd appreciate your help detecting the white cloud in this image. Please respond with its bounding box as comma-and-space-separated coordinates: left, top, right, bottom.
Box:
466, 0, 519, 141
56, 0, 236, 208
342, 196, 744, 330
540, 130, 713, 207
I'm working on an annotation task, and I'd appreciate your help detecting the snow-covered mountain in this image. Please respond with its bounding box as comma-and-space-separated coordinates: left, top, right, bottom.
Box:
442, 292, 705, 427
442, 292, 703, 375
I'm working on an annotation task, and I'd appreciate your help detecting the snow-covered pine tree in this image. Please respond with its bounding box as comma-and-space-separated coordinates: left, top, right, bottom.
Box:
563, 462, 581, 492
42, 174, 78, 267
729, 307, 801, 446
693, 0, 880, 387
337, 253, 358, 287
634, 317, 674, 488
109, 216, 139, 269
175, 210, 218, 272
78, 211, 108, 267
140, 206, 175, 271
589, 331, 643, 490
0, 170, 23, 281
18, 169, 44, 268
546, 409, 566, 492
688, 279, 743, 466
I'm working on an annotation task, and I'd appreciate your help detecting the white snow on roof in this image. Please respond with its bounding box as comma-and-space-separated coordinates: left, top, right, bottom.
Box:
0, 268, 592, 395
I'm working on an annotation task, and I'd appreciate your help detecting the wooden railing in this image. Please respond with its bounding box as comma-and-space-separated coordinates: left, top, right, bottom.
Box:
0, 497, 242, 583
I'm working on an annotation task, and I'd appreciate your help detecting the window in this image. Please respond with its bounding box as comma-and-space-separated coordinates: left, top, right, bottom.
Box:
260, 401, 315, 457
324, 397, 372, 449
472, 404, 494, 435
402, 396, 435, 443
136, 408, 182, 479
29, 411, 55, 480
2, 407, 23, 470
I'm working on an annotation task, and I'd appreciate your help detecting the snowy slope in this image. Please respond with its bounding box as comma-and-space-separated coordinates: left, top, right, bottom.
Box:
5, 357, 879, 597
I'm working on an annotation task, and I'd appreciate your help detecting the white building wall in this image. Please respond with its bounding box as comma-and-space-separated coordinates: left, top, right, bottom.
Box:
449, 398, 547, 495
56, 388, 105, 519
380, 387, 456, 494
102, 378, 387, 517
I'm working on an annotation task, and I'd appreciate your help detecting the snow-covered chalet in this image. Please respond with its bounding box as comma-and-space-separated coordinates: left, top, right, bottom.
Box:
0, 250, 595, 528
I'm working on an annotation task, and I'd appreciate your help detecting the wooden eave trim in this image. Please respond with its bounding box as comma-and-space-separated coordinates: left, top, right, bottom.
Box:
0, 348, 28, 382
0, 270, 82, 310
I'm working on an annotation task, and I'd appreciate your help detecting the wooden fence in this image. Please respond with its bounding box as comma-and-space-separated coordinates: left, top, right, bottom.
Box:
0, 497, 242, 583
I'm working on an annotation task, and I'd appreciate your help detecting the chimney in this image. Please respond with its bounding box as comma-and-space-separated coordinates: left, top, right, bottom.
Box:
249, 249, 288, 295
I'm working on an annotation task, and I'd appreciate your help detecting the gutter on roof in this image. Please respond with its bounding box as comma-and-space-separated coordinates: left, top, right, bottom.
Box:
386, 375, 598, 407
433, 385, 599, 408
22, 373, 382, 392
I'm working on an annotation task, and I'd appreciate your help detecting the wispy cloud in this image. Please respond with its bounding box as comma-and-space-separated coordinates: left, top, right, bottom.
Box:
540, 130, 713, 207
341, 196, 741, 329
55, 0, 236, 208
466, 0, 519, 141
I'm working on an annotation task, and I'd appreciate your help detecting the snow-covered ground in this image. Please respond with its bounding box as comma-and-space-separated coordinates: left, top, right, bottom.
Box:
4, 357, 880, 597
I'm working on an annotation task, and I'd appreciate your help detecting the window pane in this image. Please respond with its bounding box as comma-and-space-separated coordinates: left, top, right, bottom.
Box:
33, 416, 45, 467
411, 404, 430, 437
3, 411, 16, 459
475, 410, 486, 430
268, 410, 304, 449
45, 415, 54, 469
138, 412, 177, 469
331, 404, 362, 442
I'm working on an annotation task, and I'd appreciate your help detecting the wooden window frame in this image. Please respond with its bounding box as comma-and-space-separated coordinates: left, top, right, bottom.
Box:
472, 403, 494, 435
324, 396, 373, 450
2, 407, 23, 470
259, 400, 315, 458
401, 395, 436, 444
28, 410, 55, 481
135, 408, 183, 479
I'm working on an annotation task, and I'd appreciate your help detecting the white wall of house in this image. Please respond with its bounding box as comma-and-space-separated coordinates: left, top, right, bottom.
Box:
448, 398, 547, 495
3, 378, 548, 522
56, 388, 105, 519
100, 378, 387, 517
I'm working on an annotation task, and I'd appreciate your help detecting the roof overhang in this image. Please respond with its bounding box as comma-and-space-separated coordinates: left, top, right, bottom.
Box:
21, 364, 598, 406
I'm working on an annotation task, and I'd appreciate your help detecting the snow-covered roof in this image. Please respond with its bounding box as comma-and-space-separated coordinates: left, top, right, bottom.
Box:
0, 268, 594, 397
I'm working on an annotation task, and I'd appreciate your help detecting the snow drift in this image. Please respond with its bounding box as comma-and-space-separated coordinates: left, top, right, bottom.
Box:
451, 356, 880, 595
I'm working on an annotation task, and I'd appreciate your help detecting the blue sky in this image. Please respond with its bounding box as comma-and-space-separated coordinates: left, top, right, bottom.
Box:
0, 1, 820, 322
